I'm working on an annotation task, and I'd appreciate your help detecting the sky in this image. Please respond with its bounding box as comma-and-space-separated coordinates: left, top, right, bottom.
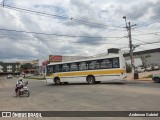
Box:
0, 0, 160, 62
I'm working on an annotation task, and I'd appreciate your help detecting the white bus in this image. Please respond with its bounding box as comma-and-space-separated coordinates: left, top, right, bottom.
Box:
46, 51, 127, 84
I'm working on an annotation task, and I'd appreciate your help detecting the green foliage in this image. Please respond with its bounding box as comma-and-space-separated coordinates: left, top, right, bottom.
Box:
20, 63, 32, 70
126, 63, 131, 73
144, 74, 153, 78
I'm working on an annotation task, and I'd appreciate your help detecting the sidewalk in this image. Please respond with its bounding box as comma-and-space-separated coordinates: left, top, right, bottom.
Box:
126, 70, 160, 81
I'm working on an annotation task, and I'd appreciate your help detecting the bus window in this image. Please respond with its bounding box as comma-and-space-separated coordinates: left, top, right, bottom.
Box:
88, 61, 100, 70
62, 64, 70, 72
113, 57, 119, 68
70, 63, 78, 71
47, 66, 54, 74
55, 65, 62, 73
106, 59, 113, 69
100, 59, 112, 69
79, 62, 87, 70
100, 59, 107, 69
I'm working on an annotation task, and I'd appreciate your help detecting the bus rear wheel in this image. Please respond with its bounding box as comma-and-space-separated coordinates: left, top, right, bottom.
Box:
87, 75, 95, 84
54, 77, 61, 85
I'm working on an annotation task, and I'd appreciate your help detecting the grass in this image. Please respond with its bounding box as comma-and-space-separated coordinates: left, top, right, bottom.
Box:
143, 74, 153, 78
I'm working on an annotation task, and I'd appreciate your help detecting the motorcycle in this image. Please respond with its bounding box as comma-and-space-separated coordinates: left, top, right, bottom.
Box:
16, 81, 30, 97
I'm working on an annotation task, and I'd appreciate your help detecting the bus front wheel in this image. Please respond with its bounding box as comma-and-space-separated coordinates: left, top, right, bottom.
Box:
54, 77, 61, 85
87, 75, 95, 84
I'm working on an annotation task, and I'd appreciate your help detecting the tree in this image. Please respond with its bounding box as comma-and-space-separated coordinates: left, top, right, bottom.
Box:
126, 63, 132, 73
20, 63, 32, 73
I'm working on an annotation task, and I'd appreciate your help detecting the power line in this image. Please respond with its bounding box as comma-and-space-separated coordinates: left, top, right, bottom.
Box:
132, 38, 149, 44
0, 32, 128, 45
132, 31, 160, 36
0, 3, 124, 30
135, 19, 160, 28
0, 28, 124, 39
137, 41, 160, 46
72, 41, 128, 45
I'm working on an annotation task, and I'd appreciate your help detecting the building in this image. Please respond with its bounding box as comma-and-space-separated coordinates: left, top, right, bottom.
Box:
18, 60, 39, 75
124, 48, 160, 67
0, 62, 20, 76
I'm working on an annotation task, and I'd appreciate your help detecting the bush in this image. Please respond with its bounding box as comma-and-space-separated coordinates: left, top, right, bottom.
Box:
144, 74, 153, 78
126, 63, 132, 73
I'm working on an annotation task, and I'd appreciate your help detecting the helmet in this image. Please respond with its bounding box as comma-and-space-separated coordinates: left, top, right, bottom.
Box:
19, 77, 23, 81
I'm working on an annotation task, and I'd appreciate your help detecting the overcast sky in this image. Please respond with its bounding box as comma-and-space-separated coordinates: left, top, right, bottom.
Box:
0, 0, 160, 61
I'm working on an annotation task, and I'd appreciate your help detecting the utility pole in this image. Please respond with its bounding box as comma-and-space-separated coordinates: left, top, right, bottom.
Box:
128, 22, 135, 75
123, 16, 136, 78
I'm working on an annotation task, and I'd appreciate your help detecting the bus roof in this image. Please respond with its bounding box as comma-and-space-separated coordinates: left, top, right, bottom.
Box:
47, 53, 122, 66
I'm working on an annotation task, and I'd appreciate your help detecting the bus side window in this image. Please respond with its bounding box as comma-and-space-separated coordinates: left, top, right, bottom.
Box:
47, 67, 50, 74
70, 63, 78, 71
88, 61, 99, 70
49, 66, 54, 73
55, 65, 62, 72
113, 57, 119, 68
79, 62, 87, 70
95, 60, 100, 69
106, 59, 113, 69
100, 59, 112, 69
62, 64, 70, 72
53, 66, 55, 73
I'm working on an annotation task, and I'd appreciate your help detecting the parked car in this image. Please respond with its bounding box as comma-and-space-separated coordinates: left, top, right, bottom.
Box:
152, 74, 160, 83
7, 74, 13, 79
136, 67, 145, 73
153, 66, 159, 70
145, 66, 152, 71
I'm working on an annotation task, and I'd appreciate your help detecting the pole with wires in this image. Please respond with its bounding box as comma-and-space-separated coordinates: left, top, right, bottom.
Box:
128, 22, 135, 76
123, 16, 136, 79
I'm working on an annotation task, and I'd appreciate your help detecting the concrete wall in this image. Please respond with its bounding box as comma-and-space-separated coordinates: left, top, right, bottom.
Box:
145, 52, 160, 66
125, 52, 160, 66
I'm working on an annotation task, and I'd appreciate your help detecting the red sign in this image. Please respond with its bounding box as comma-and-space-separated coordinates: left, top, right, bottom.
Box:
49, 55, 62, 62
42, 60, 49, 66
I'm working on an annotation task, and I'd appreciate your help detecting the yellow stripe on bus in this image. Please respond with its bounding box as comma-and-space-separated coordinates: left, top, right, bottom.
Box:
47, 69, 126, 78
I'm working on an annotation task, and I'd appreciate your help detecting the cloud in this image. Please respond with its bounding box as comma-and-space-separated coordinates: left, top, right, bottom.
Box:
0, 0, 160, 62
150, 0, 160, 20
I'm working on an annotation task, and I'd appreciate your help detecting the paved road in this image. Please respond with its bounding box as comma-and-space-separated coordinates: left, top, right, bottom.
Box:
0, 77, 160, 120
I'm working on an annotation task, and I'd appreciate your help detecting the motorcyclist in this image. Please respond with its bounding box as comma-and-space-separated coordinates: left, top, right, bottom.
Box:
15, 77, 24, 93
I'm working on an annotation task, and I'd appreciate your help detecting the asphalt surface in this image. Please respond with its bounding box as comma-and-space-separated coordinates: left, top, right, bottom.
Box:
0, 77, 160, 120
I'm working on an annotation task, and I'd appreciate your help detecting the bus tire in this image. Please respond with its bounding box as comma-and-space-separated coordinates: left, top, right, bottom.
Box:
54, 77, 61, 85
87, 75, 95, 84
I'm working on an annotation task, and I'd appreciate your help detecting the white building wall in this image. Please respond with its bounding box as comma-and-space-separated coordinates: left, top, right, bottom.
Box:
145, 52, 160, 66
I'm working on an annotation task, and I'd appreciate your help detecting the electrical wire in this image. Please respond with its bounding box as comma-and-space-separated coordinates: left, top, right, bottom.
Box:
0, 28, 124, 39
132, 31, 160, 36
0, 3, 124, 30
